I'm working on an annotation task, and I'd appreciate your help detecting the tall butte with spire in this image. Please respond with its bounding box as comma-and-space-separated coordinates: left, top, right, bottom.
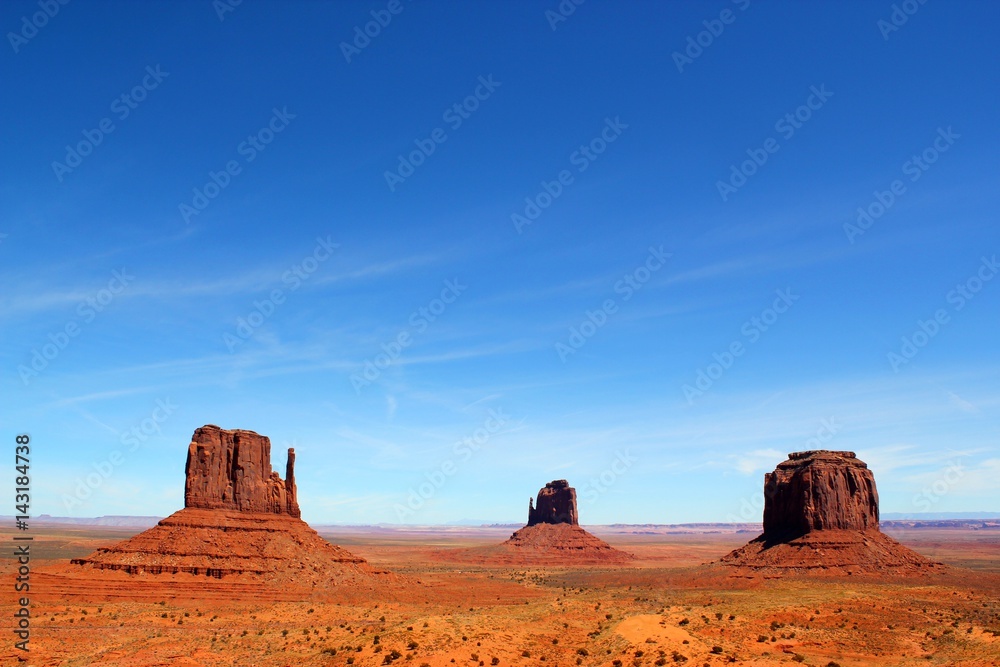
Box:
183, 425, 301, 517
495, 480, 632, 563
719, 450, 942, 576
68, 425, 391, 599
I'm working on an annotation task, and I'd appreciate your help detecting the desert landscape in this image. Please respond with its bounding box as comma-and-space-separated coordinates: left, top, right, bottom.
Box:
6, 2, 999, 666
3, 518, 999, 666
3, 428, 998, 666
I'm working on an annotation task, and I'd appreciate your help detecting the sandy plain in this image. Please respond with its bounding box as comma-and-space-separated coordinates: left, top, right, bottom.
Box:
2, 522, 998, 666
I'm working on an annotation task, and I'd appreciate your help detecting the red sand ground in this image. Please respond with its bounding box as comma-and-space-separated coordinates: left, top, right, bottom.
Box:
2, 523, 998, 666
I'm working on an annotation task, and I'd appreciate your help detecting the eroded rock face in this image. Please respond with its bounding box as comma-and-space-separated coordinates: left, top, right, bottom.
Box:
183, 425, 300, 517
527, 480, 578, 526
762, 450, 879, 540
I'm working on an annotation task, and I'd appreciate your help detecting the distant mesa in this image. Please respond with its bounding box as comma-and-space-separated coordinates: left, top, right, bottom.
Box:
63, 425, 392, 600
719, 450, 943, 576
495, 480, 633, 564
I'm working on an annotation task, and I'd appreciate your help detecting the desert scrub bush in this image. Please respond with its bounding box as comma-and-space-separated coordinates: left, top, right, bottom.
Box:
711, 646, 723, 654
491, 659, 499, 665
521, 650, 530, 658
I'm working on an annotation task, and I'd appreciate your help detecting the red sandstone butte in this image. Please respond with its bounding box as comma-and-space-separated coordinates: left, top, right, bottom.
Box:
527, 479, 579, 526
64, 425, 391, 600
184, 424, 300, 517
763, 450, 879, 538
719, 450, 941, 576
496, 480, 632, 564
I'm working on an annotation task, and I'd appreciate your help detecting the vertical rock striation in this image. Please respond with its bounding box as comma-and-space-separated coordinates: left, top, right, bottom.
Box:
762, 450, 879, 539
527, 479, 578, 526
183, 424, 299, 517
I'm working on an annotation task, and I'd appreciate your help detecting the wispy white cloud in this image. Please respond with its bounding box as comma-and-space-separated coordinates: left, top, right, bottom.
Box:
43, 386, 162, 408
0, 251, 448, 318
732, 448, 786, 475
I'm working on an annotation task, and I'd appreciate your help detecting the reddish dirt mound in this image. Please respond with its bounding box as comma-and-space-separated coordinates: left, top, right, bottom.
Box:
432, 523, 634, 565
717, 528, 944, 577
494, 523, 634, 564
56, 507, 395, 601
69, 508, 380, 579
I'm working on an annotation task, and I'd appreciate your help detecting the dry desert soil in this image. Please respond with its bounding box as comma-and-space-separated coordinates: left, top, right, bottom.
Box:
2, 522, 999, 666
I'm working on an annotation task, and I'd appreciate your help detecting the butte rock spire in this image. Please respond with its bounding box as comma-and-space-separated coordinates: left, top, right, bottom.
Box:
183, 425, 301, 517
66, 425, 392, 600
496, 480, 632, 564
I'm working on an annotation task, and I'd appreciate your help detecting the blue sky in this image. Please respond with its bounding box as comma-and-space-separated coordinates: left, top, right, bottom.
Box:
3, 0, 998, 524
